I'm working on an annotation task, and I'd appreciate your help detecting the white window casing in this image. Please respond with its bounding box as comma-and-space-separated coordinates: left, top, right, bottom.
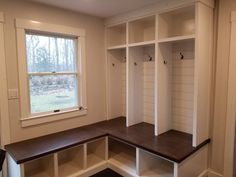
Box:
15, 19, 87, 127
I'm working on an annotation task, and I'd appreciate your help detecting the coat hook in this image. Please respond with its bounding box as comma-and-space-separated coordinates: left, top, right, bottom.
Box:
180, 52, 184, 60
149, 55, 153, 61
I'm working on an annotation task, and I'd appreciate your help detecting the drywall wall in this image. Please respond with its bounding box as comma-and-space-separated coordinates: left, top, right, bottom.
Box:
210, 0, 236, 174
0, 0, 106, 142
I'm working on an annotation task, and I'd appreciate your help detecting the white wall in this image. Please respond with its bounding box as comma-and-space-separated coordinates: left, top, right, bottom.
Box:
210, 0, 236, 174
0, 0, 106, 143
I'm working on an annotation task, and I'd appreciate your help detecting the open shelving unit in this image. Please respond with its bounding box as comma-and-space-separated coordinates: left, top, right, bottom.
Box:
106, 1, 213, 147
137, 149, 174, 177
57, 145, 84, 177
86, 138, 107, 168
129, 16, 155, 44
108, 138, 137, 176
24, 155, 54, 177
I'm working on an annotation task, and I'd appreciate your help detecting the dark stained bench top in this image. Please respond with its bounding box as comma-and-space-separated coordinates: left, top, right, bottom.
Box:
5, 117, 210, 164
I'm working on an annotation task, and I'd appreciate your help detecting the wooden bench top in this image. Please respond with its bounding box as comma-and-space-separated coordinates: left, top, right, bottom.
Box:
5, 117, 210, 164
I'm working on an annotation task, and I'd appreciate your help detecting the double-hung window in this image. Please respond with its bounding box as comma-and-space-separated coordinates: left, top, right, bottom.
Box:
16, 19, 87, 127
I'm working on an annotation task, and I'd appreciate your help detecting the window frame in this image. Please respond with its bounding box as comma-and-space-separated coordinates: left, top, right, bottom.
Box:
16, 19, 87, 127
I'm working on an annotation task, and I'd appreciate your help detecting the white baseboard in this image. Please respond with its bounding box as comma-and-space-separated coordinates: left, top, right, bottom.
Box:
198, 170, 208, 177
208, 170, 223, 177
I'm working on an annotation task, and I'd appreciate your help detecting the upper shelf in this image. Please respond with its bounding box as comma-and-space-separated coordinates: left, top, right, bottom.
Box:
129, 15, 155, 44
107, 44, 126, 50
158, 5, 195, 40
158, 34, 195, 44
128, 40, 155, 48
107, 23, 126, 48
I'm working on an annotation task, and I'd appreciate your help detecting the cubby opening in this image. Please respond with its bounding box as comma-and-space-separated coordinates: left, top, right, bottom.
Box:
107, 48, 126, 120
108, 138, 136, 175
57, 145, 84, 177
24, 155, 54, 177
107, 23, 126, 47
138, 149, 174, 177
87, 138, 106, 168
128, 44, 155, 125
158, 6, 195, 40
157, 39, 195, 135
129, 16, 155, 44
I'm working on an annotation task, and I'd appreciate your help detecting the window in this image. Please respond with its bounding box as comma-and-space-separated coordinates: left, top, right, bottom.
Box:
16, 19, 87, 127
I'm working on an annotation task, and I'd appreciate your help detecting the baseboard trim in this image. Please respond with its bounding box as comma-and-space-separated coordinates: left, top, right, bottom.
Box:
198, 170, 208, 177
202, 169, 223, 177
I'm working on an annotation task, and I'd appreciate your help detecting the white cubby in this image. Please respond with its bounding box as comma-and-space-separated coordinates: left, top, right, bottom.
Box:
86, 138, 106, 168
158, 6, 195, 40
128, 44, 155, 126
137, 149, 174, 177
107, 23, 126, 47
129, 16, 155, 44
157, 39, 195, 135
107, 48, 126, 120
108, 138, 136, 175
57, 145, 84, 177
24, 155, 54, 177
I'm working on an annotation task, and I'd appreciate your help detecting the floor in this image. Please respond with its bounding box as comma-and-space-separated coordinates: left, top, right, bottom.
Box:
90, 169, 123, 177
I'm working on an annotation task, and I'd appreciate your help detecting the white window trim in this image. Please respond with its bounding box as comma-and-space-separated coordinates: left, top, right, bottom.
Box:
16, 19, 87, 127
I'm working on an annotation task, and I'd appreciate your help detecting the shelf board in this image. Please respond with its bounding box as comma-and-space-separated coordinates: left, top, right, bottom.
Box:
158, 35, 195, 44
109, 151, 136, 175
128, 40, 155, 48
140, 166, 173, 177
87, 154, 105, 168
58, 161, 83, 177
107, 45, 126, 50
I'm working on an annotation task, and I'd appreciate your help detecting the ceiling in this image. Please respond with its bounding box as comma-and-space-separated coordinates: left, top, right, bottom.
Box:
27, 0, 160, 18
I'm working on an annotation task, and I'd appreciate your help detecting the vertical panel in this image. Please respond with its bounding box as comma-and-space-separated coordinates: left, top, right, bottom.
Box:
193, 2, 213, 146
156, 42, 173, 135
223, 11, 236, 177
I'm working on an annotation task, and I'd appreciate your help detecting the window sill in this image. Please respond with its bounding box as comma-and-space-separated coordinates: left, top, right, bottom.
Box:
20, 109, 87, 127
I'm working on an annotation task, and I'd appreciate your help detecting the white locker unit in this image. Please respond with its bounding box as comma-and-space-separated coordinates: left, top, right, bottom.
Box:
106, 0, 214, 147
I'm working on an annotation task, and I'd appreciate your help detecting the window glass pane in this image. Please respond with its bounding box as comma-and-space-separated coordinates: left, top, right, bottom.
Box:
29, 75, 78, 113
26, 33, 77, 73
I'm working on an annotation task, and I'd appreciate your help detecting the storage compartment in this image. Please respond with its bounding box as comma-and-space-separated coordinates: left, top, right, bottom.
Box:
129, 16, 155, 44
138, 149, 174, 177
87, 138, 106, 168
58, 145, 84, 177
158, 6, 195, 40
107, 23, 126, 47
108, 138, 136, 175
24, 155, 54, 177
127, 44, 155, 126
157, 39, 195, 135
107, 48, 126, 119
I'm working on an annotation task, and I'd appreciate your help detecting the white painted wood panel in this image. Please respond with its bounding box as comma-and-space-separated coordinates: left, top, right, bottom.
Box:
174, 145, 208, 177
143, 61, 155, 124
193, 2, 213, 146
107, 49, 126, 119
172, 40, 194, 134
